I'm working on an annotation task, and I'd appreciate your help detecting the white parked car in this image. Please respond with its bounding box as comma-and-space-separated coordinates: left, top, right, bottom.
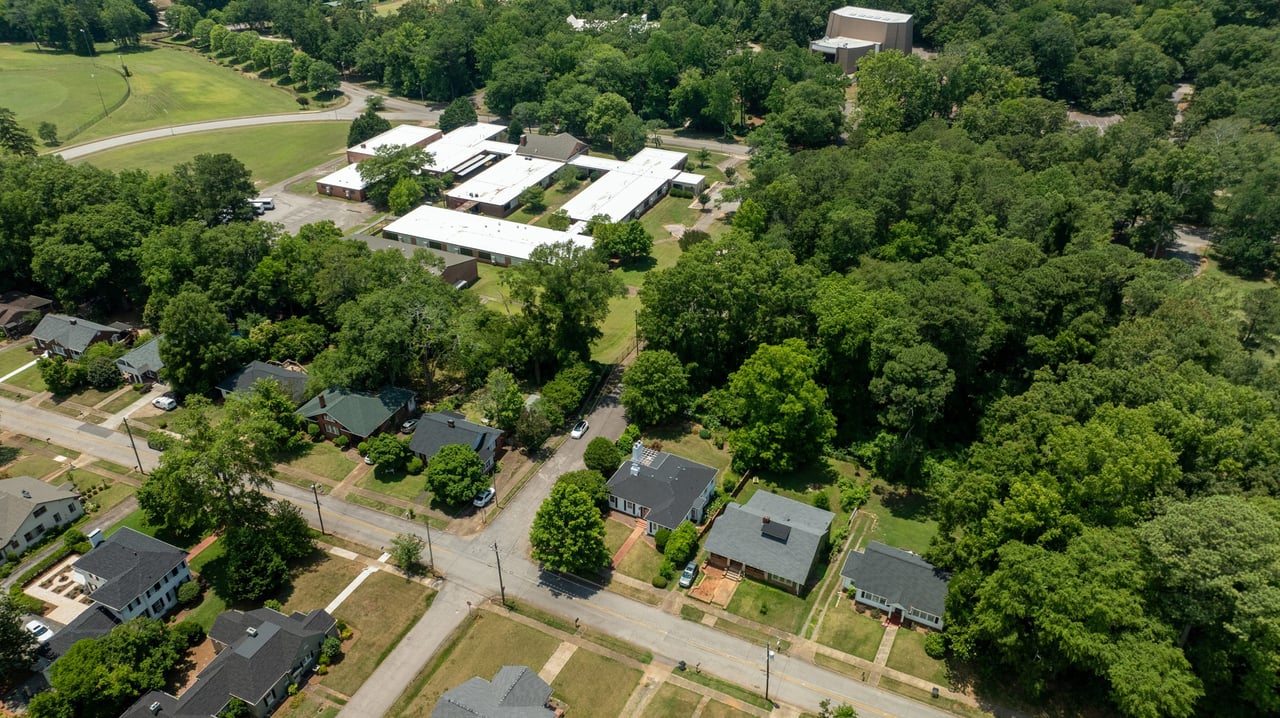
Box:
570, 420, 589, 439
473, 486, 496, 507
152, 396, 177, 411
25, 619, 53, 644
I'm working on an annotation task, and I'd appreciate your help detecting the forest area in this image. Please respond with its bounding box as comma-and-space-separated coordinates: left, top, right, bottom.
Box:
1, 0, 1280, 715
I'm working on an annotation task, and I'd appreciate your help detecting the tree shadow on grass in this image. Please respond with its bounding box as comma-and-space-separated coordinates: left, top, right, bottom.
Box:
879, 487, 934, 521
757, 459, 842, 494
0, 445, 19, 467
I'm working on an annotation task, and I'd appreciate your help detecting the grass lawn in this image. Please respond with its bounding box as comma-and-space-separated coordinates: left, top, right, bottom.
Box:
327, 571, 435, 696
72, 44, 300, 142
863, 487, 938, 555
817, 605, 886, 661
604, 519, 633, 556
104, 507, 204, 548
591, 293, 641, 364
0, 345, 36, 377
640, 426, 733, 474
711, 617, 792, 653
648, 683, 702, 716
5, 365, 46, 392
275, 693, 339, 718
53, 385, 117, 407
701, 701, 755, 718
680, 670, 771, 711
91, 459, 135, 475
615, 540, 665, 584
725, 579, 813, 635
99, 390, 145, 415
739, 457, 866, 530
130, 402, 224, 432
86, 482, 136, 513
886, 629, 949, 685
878, 676, 992, 718
3, 455, 64, 479
550, 648, 643, 718
77, 122, 349, 186
391, 612, 561, 717
470, 263, 519, 311
639, 195, 700, 240
358, 467, 427, 503
286, 443, 358, 483
273, 553, 364, 615
184, 539, 228, 630
0, 44, 130, 138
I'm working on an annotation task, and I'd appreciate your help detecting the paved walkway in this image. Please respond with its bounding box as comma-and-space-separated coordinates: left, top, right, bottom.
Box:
610, 517, 645, 567
0, 359, 35, 384
536, 642, 578, 683
325, 564, 380, 614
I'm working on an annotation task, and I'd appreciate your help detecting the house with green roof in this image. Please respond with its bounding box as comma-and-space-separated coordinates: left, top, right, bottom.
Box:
297, 386, 416, 443
116, 335, 163, 384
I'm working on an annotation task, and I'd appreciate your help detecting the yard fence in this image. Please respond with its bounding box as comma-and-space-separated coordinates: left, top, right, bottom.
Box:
62, 66, 131, 143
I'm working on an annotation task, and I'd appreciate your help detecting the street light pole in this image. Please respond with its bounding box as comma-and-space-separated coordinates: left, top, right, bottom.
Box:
492, 542, 506, 606
121, 417, 144, 474
310, 483, 325, 534
423, 517, 435, 570
764, 643, 773, 704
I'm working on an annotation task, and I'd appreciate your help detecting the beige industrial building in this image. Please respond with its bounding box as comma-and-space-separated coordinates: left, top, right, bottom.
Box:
811, 6, 913, 73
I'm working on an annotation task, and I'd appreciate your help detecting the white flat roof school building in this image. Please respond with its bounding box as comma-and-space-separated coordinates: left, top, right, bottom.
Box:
560, 147, 705, 223
422, 123, 508, 176
346, 125, 442, 163
445, 154, 564, 217
383, 205, 593, 266
315, 163, 368, 200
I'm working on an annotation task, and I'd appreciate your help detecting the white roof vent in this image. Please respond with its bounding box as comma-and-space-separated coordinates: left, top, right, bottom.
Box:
246, 626, 258, 637
149, 701, 161, 714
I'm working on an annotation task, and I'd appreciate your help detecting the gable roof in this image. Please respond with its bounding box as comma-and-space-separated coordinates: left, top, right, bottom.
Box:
216, 360, 309, 404
0, 476, 79, 545
515, 133, 586, 162
0, 291, 52, 328
606, 448, 718, 531
32, 314, 123, 353
123, 608, 336, 718
703, 491, 834, 586
44, 604, 123, 662
432, 665, 554, 718
408, 411, 502, 467
297, 386, 415, 438
841, 541, 949, 617
72, 528, 187, 611
116, 336, 163, 376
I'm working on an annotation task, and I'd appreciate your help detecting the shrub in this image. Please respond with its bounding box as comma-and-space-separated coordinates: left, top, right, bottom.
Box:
839, 478, 871, 511
322, 635, 342, 661
658, 559, 676, 580
615, 424, 641, 453
679, 229, 711, 251
698, 427, 712, 439
811, 491, 830, 510
654, 527, 671, 552
173, 620, 205, 646
583, 437, 623, 475
406, 457, 424, 475
263, 599, 283, 611
652, 575, 669, 588
287, 683, 299, 697
924, 632, 947, 658
663, 521, 699, 565
334, 435, 349, 448
177, 580, 201, 605
307, 422, 320, 436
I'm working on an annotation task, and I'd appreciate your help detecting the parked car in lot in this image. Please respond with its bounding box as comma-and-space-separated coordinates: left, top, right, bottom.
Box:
25, 619, 53, 644
570, 420, 589, 439
679, 561, 699, 588
152, 396, 177, 411
472, 486, 496, 507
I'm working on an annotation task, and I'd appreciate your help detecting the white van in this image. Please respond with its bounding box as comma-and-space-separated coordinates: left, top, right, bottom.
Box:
250, 197, 275, 211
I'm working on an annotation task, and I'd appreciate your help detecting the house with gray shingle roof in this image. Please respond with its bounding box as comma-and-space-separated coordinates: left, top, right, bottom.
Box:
409, 411, 503, 473
32, 314, 129, 359
515, 132, 588, 163
0, 476, 83, 561
121, 607, 337, 718
72, 527, 190, 621
841, 541, 949, 630
297, 386, 416, 443
116, 335, 164, 384
217, 360, 309, 405
704, 491, 834, 595
606, 443, 717, 535
0, 291, 53, 338
432, 665, 555, 718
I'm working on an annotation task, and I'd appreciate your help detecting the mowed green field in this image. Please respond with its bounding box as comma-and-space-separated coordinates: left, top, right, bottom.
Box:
76, 122, 349, 186
0, 42, 300, 144
0, 44, 130, 137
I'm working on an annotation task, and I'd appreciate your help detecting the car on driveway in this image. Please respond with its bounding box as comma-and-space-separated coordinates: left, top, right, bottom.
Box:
25, 619, 53, 644
679, 561, 699, 589
363, 454, 375, 465
400, 418, 419, 433
472, 486, 496, 507
570, 420, 589, 439
152, 396, 177, 411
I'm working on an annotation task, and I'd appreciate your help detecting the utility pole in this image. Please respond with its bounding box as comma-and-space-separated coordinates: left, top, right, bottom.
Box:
310, 484, 325, 534
764, 643, 774, 704
423, 517, 435, 570
492, 542, 506, 606
121, 417, 144, 474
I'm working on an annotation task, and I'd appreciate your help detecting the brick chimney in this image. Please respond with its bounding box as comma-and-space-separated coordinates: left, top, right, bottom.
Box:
447, 418, 455, 428
318, 392, 326, 408
762, 516, 771, 524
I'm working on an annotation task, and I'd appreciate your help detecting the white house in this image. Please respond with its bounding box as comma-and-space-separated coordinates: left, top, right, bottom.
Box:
72, 528, 191, 621
0, 477, 83, 561
840, 541, 949, 630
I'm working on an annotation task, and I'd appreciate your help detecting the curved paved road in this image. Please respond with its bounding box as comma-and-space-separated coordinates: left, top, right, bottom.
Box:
55, 82, 441, 161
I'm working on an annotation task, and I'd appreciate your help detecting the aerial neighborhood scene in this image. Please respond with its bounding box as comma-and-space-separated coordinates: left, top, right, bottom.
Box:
1, 0, 1278, 716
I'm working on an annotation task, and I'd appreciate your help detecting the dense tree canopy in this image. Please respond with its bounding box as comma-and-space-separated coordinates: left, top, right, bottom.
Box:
529, 480, 610, 576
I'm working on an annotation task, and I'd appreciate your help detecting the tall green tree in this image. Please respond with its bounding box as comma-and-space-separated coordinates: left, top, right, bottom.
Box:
158, 290, 240, 397
529, 481, 610, 576
0, 107, 36, 156
424, 444, 487, 505
169, 153, 256, 226
726, 339, 835, 472
620, 350, 691, 427
0, 593, 38, 678
40, 619, 183, 718
439, 96, 478, 132
347, 107, 391, 147
357, 144, 437, 209
477, 367, 523, 432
